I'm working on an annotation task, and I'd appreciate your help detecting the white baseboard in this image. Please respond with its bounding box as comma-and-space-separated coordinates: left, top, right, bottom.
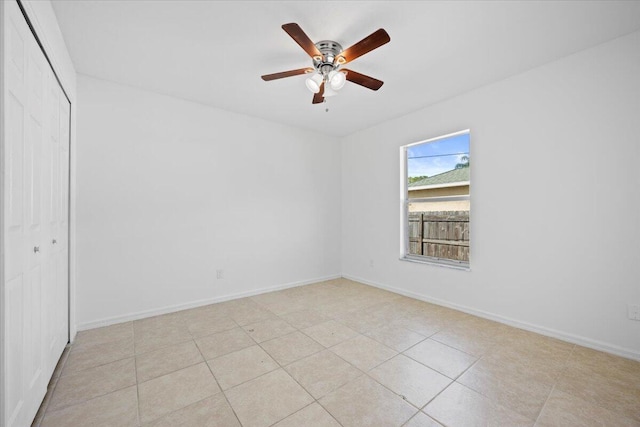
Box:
342, 274, 640, 362
76, 274, 341, 332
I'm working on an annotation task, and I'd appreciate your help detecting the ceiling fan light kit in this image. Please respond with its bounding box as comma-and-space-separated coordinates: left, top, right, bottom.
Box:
327, 70, 347, 91
261, 23, 390, 105
305, 73, 324, 93
305, 40, 346, 95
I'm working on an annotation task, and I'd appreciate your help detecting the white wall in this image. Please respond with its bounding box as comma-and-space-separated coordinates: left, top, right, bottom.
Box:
341, 31, 640, 358
76, 75, 341, 328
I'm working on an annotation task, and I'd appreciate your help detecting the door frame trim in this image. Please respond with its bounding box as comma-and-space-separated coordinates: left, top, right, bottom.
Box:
0, 1, 5, 422
16, 1, 72, 106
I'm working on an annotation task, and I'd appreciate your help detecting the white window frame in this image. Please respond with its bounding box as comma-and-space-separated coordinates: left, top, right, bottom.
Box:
399, 129, 470, 270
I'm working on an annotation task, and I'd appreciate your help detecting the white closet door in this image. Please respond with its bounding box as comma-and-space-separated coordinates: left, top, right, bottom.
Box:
22, 15, 47, 420
51, 83, 70, 372
41, 66, 57, 381
2, 2, 70, 426
41, 66, 63, 382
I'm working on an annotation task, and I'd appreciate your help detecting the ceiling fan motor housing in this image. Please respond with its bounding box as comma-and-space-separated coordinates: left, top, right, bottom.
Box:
313, 40, 344, 75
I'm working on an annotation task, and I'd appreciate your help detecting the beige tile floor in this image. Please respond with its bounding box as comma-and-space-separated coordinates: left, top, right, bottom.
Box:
33, 278, 640, 427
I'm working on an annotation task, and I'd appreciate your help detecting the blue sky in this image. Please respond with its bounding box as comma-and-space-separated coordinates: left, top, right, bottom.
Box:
407, 133, 469, 177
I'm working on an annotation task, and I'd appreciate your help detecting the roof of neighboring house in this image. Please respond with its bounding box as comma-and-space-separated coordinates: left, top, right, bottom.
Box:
408, 167, 470, 188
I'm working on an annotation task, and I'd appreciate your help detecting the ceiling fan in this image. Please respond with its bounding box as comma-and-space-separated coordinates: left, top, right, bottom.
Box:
261, 23, 390, 105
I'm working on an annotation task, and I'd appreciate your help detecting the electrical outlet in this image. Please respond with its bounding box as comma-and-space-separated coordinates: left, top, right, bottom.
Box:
216, 269, 224, 280
369, 259, 374, 268
628, 304, 640, 321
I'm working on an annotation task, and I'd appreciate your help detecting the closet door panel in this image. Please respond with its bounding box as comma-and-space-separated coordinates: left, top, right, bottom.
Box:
23, 29, 48, 415
41, 255, 58, 378
5, 277, 25, 427
4, 7, 28, 427
54, 93, 71, 356
5, 15, 26, 284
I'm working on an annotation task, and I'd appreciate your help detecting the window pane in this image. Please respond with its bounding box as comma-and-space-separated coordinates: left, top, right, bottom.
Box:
405, 132, 470, 265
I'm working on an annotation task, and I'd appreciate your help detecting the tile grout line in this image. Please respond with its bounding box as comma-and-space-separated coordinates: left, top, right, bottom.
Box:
262, 337, 327, 368
556, 344, 640, 419
454, 335, 556, 421
399, 412, 442, 427
533, 384, 556, 426
306, 339, 414, 423
38, 362, 137, 415
197, 340, 244, 427
310, 349, 421, 425
204, 351, 281, 391
359, 370, 424, 414
253, 324, 339, 426
418, 356, 483, 424
359, 342, 454, 413
134, 320, 226, 425
401, 332, 478, 359
56, 337, 136, 379
531, 344, 577, 426
452, 376, 540, 424
34, 344, 72, 425
314, 399, 348, 427
533, 343, 628, 421
400, 345, 479, 383
263, 402, 316, 427
133, 320, 236, 423
132, 322, 141, 427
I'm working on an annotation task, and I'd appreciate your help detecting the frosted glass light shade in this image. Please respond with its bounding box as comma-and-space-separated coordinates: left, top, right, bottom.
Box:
323, 85, 337, 97
329, 70, 346, 90
305, 73, 324, 93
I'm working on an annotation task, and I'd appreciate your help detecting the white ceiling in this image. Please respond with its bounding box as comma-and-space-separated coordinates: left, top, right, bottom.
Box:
51, 1, 640, 137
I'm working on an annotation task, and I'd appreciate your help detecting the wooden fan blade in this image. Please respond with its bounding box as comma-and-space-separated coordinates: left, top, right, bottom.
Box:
261, 68, 313, 81
282, 23, 322, 59
312, 82, 325, 104
338, 29, 390, 64
342, 69, 384, 91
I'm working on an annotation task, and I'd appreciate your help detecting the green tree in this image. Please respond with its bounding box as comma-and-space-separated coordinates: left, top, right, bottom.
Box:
455, 155, 469, 169
408, 175, 428, 184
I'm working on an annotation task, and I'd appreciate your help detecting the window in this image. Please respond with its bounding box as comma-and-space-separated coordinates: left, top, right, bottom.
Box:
400, 130, 470, 268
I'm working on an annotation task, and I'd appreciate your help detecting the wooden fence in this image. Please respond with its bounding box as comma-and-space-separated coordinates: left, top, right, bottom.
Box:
408, 211, 469, 262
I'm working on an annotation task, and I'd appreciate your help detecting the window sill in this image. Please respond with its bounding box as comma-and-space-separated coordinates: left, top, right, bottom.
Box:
399, 256, 471, 271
